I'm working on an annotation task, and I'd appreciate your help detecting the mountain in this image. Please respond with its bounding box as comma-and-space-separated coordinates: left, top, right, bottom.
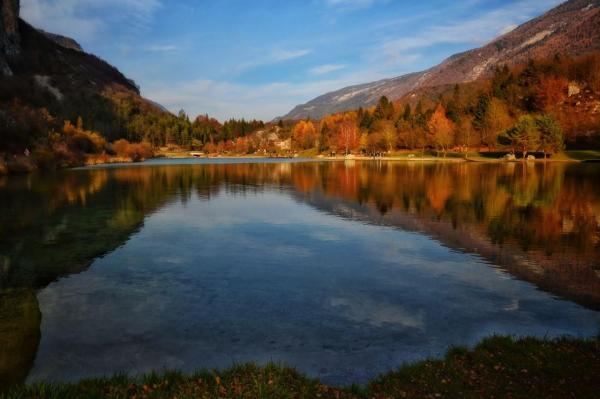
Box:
281, 0, 600, 120
0, 0, 175, 167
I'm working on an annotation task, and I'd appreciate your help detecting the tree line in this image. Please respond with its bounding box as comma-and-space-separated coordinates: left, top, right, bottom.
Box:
278, 53, 600, 157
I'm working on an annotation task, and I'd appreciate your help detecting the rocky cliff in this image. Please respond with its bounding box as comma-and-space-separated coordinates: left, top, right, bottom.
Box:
0, 0, 20, 75
39, 30, 83, 52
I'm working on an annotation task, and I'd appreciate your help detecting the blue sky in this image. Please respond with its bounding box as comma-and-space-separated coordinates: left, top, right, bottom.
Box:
21, 0, 563, 121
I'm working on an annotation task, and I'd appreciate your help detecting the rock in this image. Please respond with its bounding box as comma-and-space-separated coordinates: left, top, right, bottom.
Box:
568, 82, 581, 97
527, 155, 536, 161
408, 154, 415, 158
38, 30, 83, 52
0, 0, 20, 76
504, 153, 517, 161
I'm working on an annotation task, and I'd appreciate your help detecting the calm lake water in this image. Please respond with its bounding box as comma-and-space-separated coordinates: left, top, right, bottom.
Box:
1, 159, 600, 388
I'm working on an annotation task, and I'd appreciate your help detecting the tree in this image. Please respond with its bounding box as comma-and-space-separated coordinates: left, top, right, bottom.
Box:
499, 115, 540, 159
485, 98, 512, 150
473, 95, 511, 151
536, 115, 564, 159
535, 77, 568, 112
373, 96, 395, 120
372, 120, 397, 153
427, 104, 455, 157
292, 120, 317, 150
338, 117, 359, 155
402, 104, 412, 121
456, 116, 476, 158
358, 107, 373, 130
359, 132, 369, 154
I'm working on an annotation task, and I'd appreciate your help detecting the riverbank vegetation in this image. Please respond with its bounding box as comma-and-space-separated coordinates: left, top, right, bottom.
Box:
203, 53, 599, 159
2, 52, 599, 174
2, 336, 599, 398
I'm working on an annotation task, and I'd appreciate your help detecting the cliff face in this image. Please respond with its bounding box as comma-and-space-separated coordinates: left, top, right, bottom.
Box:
0, 0, 20, 75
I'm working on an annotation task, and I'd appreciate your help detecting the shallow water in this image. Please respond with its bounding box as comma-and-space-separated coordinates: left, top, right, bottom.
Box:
1, 159, 599, 387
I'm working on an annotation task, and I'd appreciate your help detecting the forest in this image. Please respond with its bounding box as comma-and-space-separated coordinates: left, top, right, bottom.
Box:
1, 52, 599, 173
279, 52, 600, 158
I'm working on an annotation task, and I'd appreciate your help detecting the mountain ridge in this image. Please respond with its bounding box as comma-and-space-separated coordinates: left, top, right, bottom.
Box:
281, 0, 600, 120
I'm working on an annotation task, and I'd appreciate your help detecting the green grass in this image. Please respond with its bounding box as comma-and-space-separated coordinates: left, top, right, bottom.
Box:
3, 336, 599, 398
564, 150, 600, 161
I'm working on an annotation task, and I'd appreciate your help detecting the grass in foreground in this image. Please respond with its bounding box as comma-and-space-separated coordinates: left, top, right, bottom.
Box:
3, 336, 600, 399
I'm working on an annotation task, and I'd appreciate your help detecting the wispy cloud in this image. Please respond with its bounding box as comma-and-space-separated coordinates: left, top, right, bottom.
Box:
234, 48, 312, 73
144, 63, 392, 121
272, 49, 312, 61
381, 0, 563, 56
21, 0, 161, 42
324, 0, 382, 10
309, 63, 347, 75
145, 44, 179, 52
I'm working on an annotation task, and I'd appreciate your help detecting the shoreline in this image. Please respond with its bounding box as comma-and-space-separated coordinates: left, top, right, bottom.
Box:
1, 151, 596, 177
4, 335, 599, 398
158, 152, 586, 164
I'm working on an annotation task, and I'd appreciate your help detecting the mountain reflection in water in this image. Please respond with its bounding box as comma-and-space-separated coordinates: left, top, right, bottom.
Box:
0, 160, 599, 388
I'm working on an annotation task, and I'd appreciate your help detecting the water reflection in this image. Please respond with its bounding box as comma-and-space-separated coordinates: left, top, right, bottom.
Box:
0, 160, 599, 388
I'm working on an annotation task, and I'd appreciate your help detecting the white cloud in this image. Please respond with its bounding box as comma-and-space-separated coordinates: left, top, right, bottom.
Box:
145, 44, 179, 52
272, 48, 312, 62
309, 63, 347, 75
21, 0, 161, 42
324, 0, 381, 10
234, 48, 312, 73
143, 66, 388, 121
381, 0, 563, 56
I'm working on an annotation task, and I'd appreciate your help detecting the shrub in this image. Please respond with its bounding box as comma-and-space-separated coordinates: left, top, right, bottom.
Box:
112, 139, 153, 161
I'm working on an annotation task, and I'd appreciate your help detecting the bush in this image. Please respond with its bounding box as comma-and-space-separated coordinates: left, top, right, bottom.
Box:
112, 139, 153, 161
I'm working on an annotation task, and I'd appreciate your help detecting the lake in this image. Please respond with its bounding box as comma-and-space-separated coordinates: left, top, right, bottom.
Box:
1, 159, 599, 388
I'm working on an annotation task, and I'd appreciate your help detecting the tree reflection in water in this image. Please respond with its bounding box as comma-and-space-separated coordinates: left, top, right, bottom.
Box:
0, 161, 599, 388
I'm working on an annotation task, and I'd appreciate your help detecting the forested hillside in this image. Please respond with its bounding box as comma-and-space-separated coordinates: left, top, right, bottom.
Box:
235, 53, 600, 157
0, 1, 264, 173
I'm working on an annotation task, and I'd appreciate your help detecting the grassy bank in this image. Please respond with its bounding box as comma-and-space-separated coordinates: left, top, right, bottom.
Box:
3, 336, 599, 398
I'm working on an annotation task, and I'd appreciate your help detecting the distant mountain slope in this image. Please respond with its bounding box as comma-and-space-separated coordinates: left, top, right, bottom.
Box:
281, 0, 600, 120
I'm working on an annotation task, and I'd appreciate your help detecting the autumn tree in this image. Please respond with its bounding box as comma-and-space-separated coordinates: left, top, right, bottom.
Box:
427, 104, 455, 157
337, 115, 359, 155
455, 116, 476, 158
292, 120, 317, 150
473, 95, 512, 151
371, 120, 397, 153
536, 77, 568, 112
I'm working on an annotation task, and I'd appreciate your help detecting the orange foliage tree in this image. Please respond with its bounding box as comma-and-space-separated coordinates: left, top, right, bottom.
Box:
427, 105, 455, 157
292, 120, 317, 150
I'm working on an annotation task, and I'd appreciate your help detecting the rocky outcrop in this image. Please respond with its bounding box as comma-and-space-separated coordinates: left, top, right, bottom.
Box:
0, 0, 20, 75
39, 30, 83, 52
